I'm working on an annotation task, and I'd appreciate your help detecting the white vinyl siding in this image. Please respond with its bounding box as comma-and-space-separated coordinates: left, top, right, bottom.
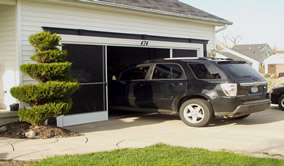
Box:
21, 0, 215, 84
0, 5, 17, 109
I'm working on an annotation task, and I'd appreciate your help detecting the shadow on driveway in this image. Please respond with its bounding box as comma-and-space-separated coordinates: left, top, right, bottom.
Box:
208, 105, 284, 127
67, 105, 284, 133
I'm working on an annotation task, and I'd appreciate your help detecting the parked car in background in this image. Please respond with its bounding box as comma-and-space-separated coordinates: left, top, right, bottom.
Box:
269, 86, 284, 111
109, 58, 271, 127
278, 72, 284, 78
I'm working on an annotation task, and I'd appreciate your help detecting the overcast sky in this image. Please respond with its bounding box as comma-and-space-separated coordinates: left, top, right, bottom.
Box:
180, 0, 284, 50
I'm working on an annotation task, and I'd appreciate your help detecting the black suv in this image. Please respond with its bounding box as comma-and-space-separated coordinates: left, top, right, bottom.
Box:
109, 58, 270, 127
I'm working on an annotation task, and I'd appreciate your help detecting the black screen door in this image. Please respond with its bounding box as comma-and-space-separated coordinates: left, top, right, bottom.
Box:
63, 44, 106, 115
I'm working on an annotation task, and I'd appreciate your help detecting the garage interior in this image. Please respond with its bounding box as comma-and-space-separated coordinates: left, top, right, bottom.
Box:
107, 46, 170, 118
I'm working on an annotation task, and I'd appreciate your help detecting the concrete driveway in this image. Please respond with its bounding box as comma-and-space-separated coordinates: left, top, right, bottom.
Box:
0, 105, 284, 160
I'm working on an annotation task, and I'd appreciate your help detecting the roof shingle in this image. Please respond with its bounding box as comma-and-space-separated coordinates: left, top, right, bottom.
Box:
80, 0, 232, 24
232, 44, 272, 63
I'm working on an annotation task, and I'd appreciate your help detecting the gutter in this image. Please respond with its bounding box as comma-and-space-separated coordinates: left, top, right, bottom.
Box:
216, 24, 229, 33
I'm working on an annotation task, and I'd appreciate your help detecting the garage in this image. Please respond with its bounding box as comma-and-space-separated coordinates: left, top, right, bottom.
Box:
264, 53, 284, 74
0, 0, 231, 127
58, 31, 203, 126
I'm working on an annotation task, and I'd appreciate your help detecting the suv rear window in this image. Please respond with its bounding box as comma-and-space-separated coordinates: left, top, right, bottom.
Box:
188, 63, 221, 79
219, 63, 264, 81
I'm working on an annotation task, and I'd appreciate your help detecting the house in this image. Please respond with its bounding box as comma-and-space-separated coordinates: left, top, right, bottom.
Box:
232, 44, 272, 64
216, 48, 259, 71
215, 44, 272, 72
263, 53, 284, 74
0, 0, 231, 127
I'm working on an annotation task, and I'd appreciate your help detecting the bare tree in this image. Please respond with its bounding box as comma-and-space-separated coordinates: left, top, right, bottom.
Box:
270, 46, 278, 56
222, 34, 242, 48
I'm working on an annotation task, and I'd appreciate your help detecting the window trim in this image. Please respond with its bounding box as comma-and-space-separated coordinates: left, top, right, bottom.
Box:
150, 63, 187, 81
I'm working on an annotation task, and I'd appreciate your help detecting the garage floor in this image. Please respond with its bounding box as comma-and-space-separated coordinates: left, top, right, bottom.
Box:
1, 105, 284, 160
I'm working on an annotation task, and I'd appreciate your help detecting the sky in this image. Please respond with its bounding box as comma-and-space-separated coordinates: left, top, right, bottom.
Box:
179, 0, 284, 50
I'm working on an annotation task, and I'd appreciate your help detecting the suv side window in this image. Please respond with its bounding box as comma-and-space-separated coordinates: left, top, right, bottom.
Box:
152, 64, 184, 79
188, 63, 221, 79
120, 65, 150, 80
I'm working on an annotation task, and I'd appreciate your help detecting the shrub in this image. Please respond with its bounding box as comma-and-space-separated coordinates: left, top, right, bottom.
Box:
11, 31, 79, 125
10, 81, 79, 106
29, 31, 61, 51
18, 99, 72, 125
31, 50, 68, 63
20, 63, 72, 82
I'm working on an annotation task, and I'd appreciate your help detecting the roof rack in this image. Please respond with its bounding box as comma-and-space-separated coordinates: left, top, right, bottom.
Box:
145, 57, 234, 63
199, 57, 234, 61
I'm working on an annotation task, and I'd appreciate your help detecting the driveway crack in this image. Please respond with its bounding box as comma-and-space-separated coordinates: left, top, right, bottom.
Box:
8, 143, 15, 152
84, 136, 88, 144
116, 140, 125, 148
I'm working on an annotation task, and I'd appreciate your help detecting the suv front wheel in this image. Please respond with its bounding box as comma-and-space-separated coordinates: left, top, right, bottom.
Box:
179, 99, 214, 127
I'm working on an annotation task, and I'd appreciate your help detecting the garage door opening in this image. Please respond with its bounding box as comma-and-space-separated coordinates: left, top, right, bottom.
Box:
107, 46, 170, 118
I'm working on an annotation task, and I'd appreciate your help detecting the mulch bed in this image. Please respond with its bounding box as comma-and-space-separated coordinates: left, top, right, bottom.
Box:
0, 121, 82, 139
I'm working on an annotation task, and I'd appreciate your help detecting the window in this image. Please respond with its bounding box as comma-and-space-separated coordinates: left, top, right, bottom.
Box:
152, 64, 184, 79
189, 63, 221, 79
120, 66, 149, 80
219, 63, 264, 80
173, 49, 197, 58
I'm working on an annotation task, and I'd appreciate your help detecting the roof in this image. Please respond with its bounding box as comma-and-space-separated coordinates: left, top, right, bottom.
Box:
232, 44, 272, 63
263, 53, 284, 65
216, 52, 249, 62
76, 0, 232, 25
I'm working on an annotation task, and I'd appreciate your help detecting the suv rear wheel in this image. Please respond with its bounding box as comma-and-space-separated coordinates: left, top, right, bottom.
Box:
179, 99, 214, 127
279, 95, 284, 111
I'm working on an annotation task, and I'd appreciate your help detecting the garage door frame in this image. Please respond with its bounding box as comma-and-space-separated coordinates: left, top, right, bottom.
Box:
56, 34, 205, 127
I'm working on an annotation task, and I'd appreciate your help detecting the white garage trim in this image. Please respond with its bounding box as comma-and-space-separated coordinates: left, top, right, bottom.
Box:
60, 35, 204, 57
57, 111, 108, 127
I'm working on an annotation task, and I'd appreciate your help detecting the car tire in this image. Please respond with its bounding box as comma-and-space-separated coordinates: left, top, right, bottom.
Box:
278, 95, 284, 111
231, 114, 250, 120
179, 99, 214, 127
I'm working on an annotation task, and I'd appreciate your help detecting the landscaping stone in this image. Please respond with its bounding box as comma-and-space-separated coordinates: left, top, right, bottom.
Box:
0, 126, 7, 133
25, 130, 36, 139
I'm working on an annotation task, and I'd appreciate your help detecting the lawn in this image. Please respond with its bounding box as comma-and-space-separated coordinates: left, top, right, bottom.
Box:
29, 144, 284, 166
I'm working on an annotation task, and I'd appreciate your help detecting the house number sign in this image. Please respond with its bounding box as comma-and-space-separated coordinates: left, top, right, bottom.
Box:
141, 40, 149, 46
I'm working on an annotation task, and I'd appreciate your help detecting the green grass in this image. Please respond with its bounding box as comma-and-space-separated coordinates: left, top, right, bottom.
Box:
29, 144, 284, 166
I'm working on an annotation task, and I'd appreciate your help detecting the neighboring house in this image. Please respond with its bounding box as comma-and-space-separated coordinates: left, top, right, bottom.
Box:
263, 53, 284, 74
216, 44, 272, 72
216, 48, 260, 71
0, 0, 231, 126
232, 44, 272, 64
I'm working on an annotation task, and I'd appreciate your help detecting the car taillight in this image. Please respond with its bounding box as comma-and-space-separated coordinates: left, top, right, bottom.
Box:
221, 83, 237, 97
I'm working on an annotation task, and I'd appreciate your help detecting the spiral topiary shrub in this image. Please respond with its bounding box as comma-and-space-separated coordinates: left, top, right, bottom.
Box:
10, 31, 79, 126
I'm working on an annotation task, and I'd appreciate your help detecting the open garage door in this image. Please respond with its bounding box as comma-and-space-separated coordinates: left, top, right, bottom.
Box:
107, 46, 170, 117
107, 46, 170, 75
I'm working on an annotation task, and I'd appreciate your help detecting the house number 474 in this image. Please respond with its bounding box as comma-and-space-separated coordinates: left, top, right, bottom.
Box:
141, 41, 149, 46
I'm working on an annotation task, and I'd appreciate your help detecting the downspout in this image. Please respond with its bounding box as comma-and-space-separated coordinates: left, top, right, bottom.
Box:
214, 24, 228, 53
